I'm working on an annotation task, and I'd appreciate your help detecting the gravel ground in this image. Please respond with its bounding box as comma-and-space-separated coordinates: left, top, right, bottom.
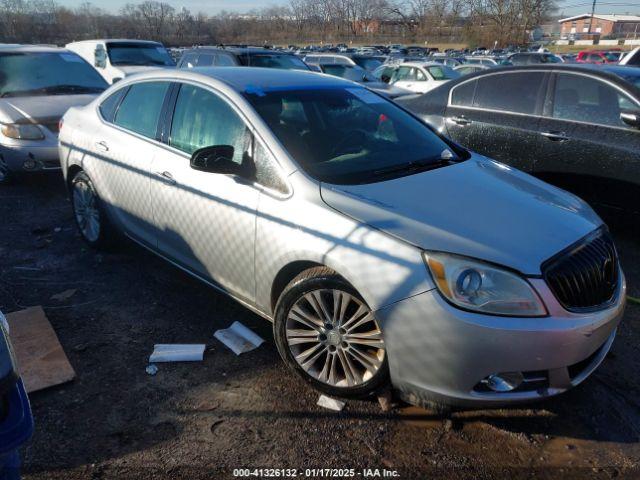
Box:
1, 175, 639, 480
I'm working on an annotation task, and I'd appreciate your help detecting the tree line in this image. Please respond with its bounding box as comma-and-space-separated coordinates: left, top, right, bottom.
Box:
0, 0, 557, 47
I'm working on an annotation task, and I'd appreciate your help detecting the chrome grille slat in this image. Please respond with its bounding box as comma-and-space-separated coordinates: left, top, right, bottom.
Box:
543, 230, 619, 312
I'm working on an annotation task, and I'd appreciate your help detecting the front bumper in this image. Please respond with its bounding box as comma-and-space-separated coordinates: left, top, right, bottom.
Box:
376, 272, 626, 408
0, 141, 60, 173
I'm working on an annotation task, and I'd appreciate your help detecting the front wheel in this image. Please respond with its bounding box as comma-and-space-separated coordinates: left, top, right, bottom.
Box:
274, 267, 389, 399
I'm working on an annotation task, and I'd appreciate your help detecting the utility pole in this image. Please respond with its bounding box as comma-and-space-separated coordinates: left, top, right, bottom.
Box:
589, 0, 597, 36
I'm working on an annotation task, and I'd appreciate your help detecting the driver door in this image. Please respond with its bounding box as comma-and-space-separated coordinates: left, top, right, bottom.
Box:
150, 83, 259, 301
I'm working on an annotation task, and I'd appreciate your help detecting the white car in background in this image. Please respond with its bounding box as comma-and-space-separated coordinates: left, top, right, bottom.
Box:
65, 39, 175, 84
390, 62, 460, 94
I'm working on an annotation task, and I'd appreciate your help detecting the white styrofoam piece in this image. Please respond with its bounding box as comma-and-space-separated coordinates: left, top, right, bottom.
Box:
149, 344, 206, 363
317, 394, 345, 411
214, 321, 264, 355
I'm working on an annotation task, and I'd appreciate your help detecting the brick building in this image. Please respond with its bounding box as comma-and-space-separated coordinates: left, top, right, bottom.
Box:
559, 13, 640, 39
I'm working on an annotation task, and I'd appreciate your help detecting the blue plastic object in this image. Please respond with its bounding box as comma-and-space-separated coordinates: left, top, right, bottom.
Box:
0, 319, 34, 480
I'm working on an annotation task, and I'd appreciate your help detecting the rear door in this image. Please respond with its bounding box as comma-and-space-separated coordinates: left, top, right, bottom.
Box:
535, 71, 640, 213
90, 81, 171, 244
444, 71, 548, 172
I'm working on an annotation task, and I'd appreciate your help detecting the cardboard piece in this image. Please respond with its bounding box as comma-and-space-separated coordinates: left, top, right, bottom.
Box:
149, 344, 206, 363
5, 306, 75, 393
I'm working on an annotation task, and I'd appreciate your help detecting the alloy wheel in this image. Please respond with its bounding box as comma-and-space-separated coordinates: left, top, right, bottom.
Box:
73, 180, 101, 242
286, 289, 385, 388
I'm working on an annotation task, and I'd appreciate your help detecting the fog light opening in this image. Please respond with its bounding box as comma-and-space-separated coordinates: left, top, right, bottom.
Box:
485, 372, 524, 392
23, 158, 38, 170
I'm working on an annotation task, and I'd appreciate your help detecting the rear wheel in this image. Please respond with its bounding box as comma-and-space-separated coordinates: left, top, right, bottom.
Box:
70, 171, 116, 249
274, 267, 389, 398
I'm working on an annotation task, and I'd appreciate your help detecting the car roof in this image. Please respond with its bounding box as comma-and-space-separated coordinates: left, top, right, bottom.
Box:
400, 62, 444, 68
168, 67, 355, 93
67, 39, 163, 45
447, 64, 640, 95
183, 47, 295, 55
0, 45, 68, 54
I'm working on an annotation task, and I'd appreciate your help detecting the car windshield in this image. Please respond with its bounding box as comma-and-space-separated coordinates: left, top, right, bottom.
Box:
246, 87, 462, 184
107, 43, 175, 66
0, 52, 107, 98
352, 57, 384, 71
427, 65, 460, 80
322, 65, 377, 83
243, 54, 309, 70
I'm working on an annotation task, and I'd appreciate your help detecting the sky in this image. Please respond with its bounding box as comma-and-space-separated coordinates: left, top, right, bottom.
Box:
61, 0, 640, 17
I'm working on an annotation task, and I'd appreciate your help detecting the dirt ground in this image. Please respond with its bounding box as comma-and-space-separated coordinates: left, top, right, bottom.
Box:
1, 175, 639, 480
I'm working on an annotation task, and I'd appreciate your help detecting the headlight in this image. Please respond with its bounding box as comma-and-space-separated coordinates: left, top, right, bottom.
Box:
424, 251, 547, 317
0, 123, 45, 140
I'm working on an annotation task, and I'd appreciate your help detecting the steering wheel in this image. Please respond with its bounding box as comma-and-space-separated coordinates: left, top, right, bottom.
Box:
330, 129, 368, 157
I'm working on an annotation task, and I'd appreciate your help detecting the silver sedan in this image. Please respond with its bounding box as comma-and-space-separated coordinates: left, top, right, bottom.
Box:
59, 68, 625, 407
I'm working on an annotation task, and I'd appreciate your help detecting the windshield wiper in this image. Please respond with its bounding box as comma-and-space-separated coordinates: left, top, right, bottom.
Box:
371, 157, 456, 178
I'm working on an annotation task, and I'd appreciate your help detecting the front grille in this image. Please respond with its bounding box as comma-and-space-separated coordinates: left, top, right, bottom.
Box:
543, 229, 619, 312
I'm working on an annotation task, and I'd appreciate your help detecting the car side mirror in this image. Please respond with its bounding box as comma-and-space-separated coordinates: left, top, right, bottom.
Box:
620, 111, 640, 128
190, 145, 242, 174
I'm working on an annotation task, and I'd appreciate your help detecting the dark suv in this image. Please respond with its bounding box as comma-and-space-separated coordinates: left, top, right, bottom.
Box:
398, 65, 640, 216
177, 47, 311, 71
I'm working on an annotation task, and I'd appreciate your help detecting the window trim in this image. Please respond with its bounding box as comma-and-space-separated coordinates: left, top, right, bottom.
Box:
161, 80, 292, 197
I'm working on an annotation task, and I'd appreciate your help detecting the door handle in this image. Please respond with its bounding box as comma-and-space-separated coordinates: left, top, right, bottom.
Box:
540, 131, 568, 142
154, 170, 176, 186
449, 116, 471, 126
95, 141, 109, 152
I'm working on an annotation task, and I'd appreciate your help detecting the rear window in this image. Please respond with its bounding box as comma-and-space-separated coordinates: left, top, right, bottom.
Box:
450, 80, 477, 106
114, 82, 169, 138
472, 72, 545, 114
242, 54, 309, 71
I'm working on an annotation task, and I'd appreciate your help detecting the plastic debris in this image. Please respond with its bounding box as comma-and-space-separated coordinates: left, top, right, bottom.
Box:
51, 289, 77, 302
146, 364, 158, 376
377, 390, 393, 412
214, 322, 264, 355
149, 344, 206, 363
317, 395, 345, 411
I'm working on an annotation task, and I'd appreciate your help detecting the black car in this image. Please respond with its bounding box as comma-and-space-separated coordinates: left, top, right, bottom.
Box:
503, 52, 563, 65
397, 65, 640, 216
177, 47, 311, 71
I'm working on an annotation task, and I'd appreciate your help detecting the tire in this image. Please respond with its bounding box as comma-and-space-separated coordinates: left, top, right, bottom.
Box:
274, 267, 389, 399
70, 171, 116, 249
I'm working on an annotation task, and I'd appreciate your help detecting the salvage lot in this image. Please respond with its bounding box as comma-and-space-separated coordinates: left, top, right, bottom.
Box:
1, 176, 640, 479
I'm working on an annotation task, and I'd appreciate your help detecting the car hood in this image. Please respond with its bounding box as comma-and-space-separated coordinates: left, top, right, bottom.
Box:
0, 94, 99, 124
320, 157, 602, 275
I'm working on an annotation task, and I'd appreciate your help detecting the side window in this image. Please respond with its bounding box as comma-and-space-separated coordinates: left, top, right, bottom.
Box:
197, 53, 214, 67
416, 69, 426, 81
99, 87, 127, 122
253, 140, 288, 193
552, 73, 635, 127
170, 84, 249, 165
114, 82, 169, 138
180, 53, 197, 68
450, 80, 476, 106
216, 54, 236, 66
394, 66, 413, 81
473, 72, 545, 114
